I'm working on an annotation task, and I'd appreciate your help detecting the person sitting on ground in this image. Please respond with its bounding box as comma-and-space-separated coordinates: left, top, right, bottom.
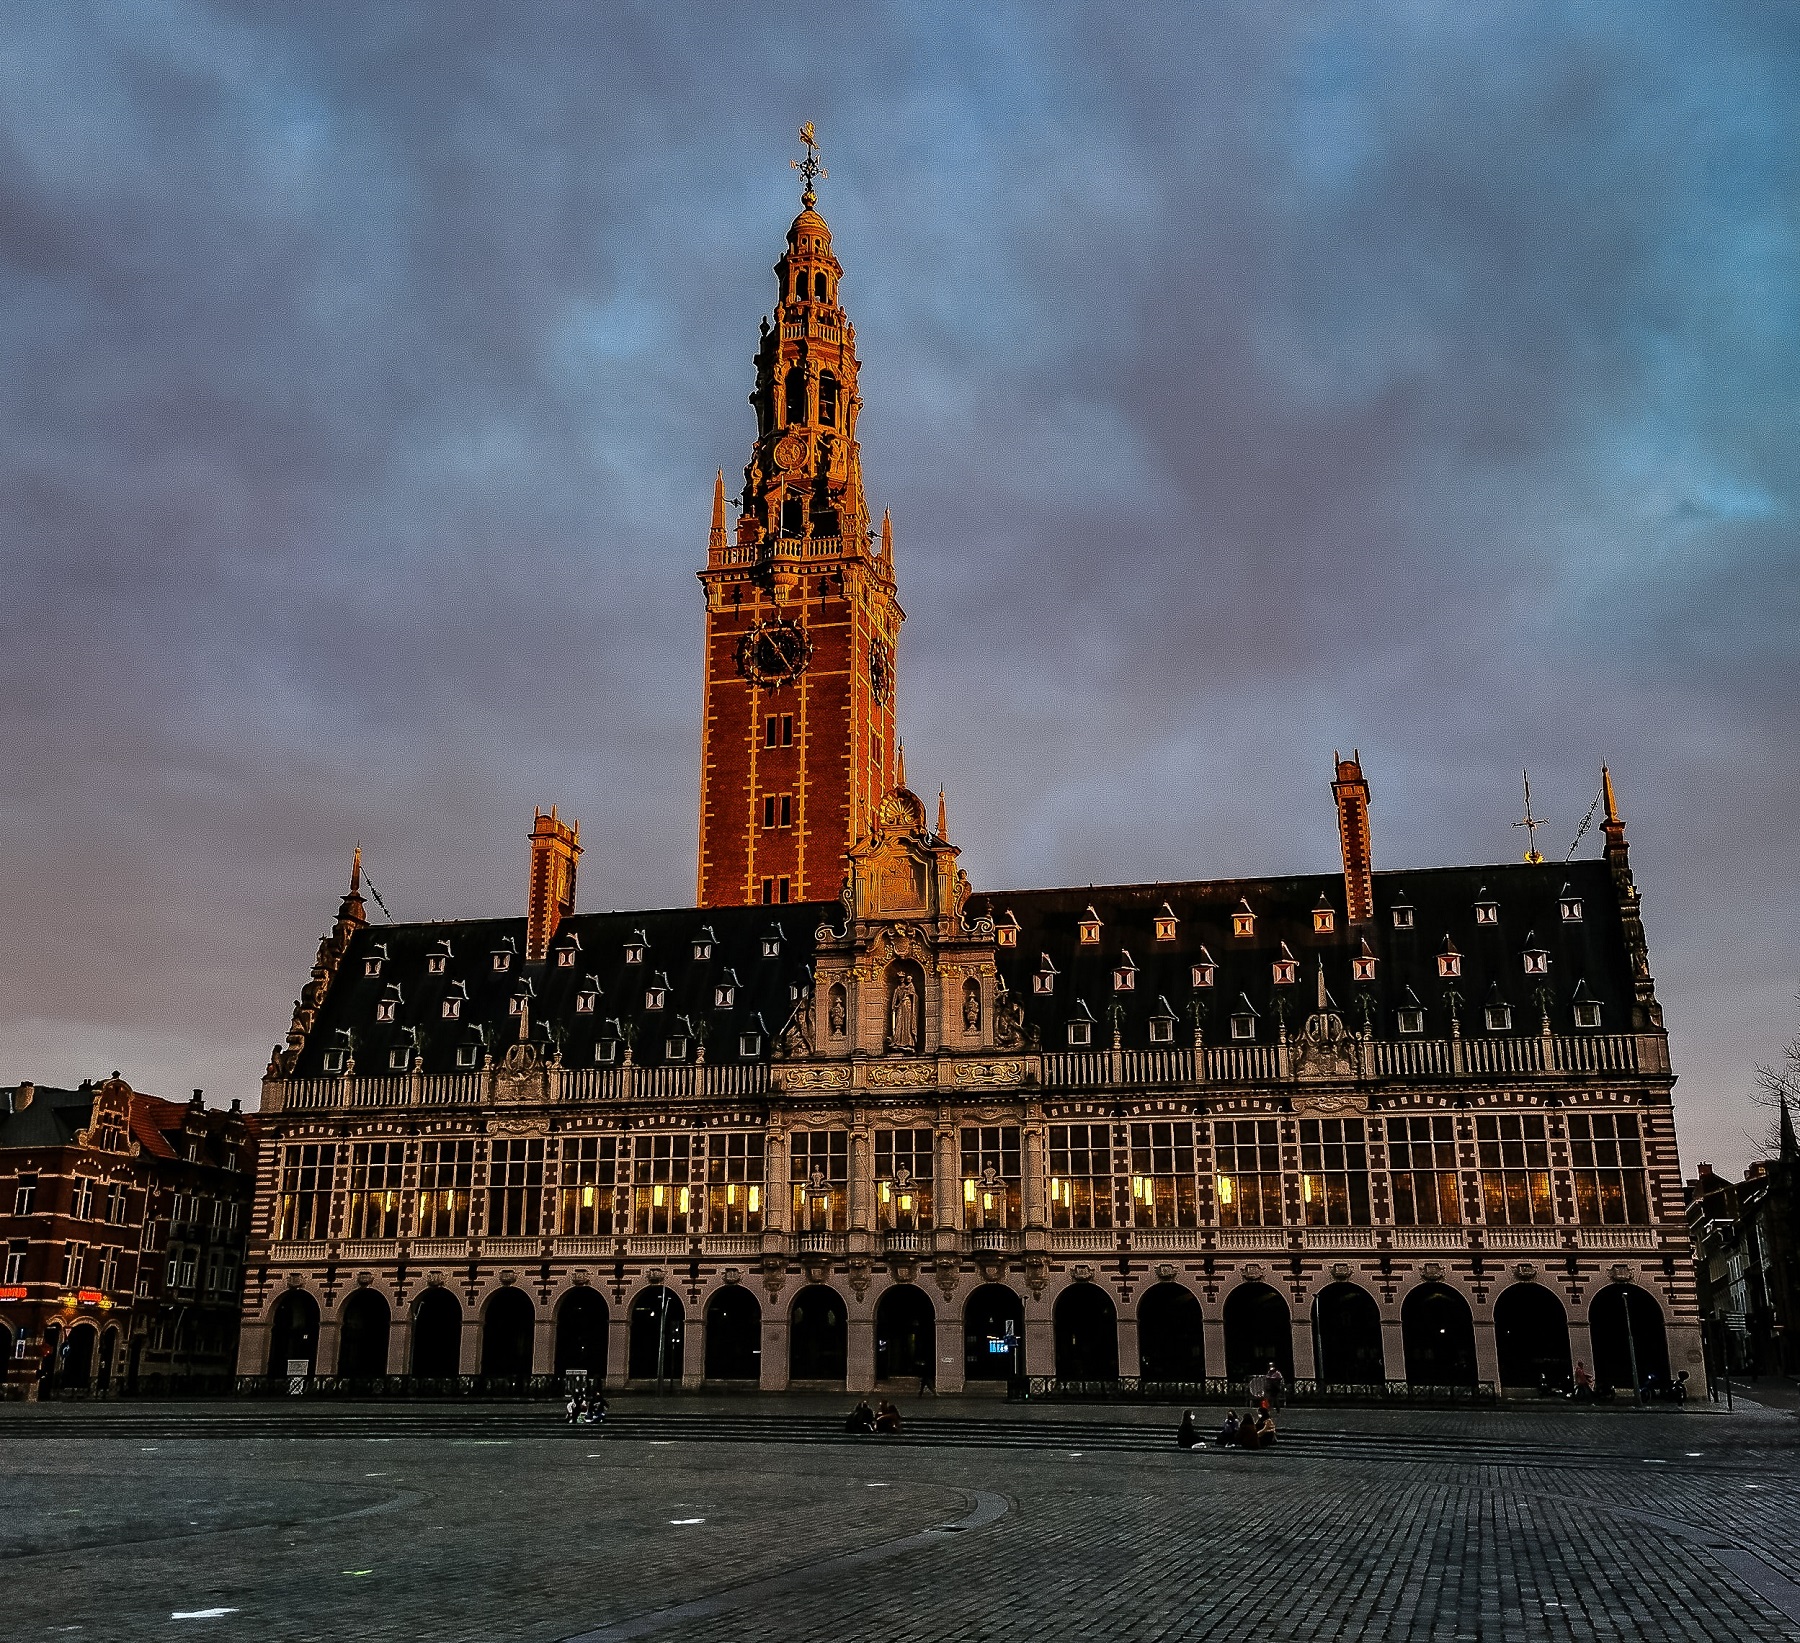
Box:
1216, 1411, 1240, 1447
845, 1397, 876, 1434
565, 1392, 581, 1425
875, 1400, 902, 1434
586, 1392, 608, 1424
1177, 1409, 1202, 1450
1235, 1409, 1261, 1450
1254, 1410, 1278, 1447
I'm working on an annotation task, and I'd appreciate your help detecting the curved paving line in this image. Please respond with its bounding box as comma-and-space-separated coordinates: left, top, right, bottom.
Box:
560, 1488, 1011, 1643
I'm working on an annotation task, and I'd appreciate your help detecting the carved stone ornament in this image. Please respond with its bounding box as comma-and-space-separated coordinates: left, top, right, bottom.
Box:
1241, 1263, 1265, 1283
1330, 1262, 1353, 1282
782, 1065, 853, 1092
953, 1059, 1027, 1087
722, 1267, 742, 1286
848, 1257, 873, 1300
759, 1258, 786, 1300
1421, 1262, 1445, 1282
864, 1062, 937, 1089
1156, 1263, 1178, 1282
1610, 1264, 1634, 1284
1513, 1263, 1538, 1282
1072, 1264, 1095, 1283
933, 1259, 961, 1299
491, 1115, 546, 1136
645, 1268, 666, 1287
975, 1252, 1006, 1284
1023, 1254, 1049, 1299
1293, 1011, 1360, 1082
802, 1254, 832, 1286
499, 1269, 517, 1286
356, 1270, 373, 1288
285, 1271, 305, 1289
1291, 1088, 1368, 1115
426, 1271, 445, 1288
889, 1256, 918, 1286
500, 1041, 540, 1075
572, 1269, 591, 1287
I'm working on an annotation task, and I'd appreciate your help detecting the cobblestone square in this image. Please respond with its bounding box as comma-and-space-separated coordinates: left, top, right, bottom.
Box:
5, 1394, 1799, 1642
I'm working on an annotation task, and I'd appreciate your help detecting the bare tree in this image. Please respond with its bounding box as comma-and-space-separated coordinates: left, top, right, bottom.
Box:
1748, 989, 1800, 1157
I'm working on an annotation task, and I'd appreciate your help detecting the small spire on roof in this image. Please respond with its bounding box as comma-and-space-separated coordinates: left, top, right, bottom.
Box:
1781, 1093, 1798, 1164
350, 843, 362, 895
711, 469, 727, 553
897, 740, 906, 788
937, 786, 948, 839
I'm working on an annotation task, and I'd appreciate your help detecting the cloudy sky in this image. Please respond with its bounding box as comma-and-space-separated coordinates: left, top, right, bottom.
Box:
2, 1, 1795, 1173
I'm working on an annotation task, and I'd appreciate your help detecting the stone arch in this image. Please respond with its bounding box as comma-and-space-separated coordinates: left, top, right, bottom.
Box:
963, 1283, 1024, 1381
705, 1285, 762, 1381
875, 1284, 936, 1383
784, 365, 807, 426
884, 959, 925, 1054
789, 1284, 847, 1383
1589, 1283, 1671, 1395
818, 368, 839, 425
267, 1287, 321, 1377
97, 1325, 121, 1393
1223, 1281, 1293, 1385
338, 1287, 392, 1379
1402, 1282, 1478, 1387
63, 1321, 98, 1390
1054, 1283, 1119, 1382
628, 1286, 684, 1382
1138, 1283, 1205, 1383
554, 1287, 609, 1378
1494, 1282, 1571, 1391
411, 1286, 462, 1378
960, 977, 982, 1036
480, 1286, 535, 1381
1313, 1282, 1386, 1387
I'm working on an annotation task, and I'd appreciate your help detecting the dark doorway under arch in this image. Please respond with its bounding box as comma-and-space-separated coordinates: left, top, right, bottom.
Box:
411, 1287, 462, 1379
480, 1287, 535, 1381
1495, 1283, 1571, 1391
964, 1284, 1024, 1381
1054, 1284, 1119, 1381
63, 1322, 97, 1390
555, 1288, 609, 1378
97, 1326, 119, 1393
1402, 1283, 1478, 1387
789, 1285, 847, 1382
1224, 1282, 1293, 1385
1138, 1284, 1205, 1383
338, 1288, 391, 1379
628, 1287, 684, 1382
1590, 1284, 1670, 1395
267, 1289, 320, 1378
705, 1286, 761, 1381
875, 1285, 935, 1383
1315, 1283, 1386, 1387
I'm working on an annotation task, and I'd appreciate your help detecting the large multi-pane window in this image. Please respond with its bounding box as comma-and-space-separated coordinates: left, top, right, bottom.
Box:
1129, 1121, 1200, 1228
415, 1139, 477, 1238
705, 1132, 765, 1234
874, 1128, 933, 1231
1384, 1116, 1461, 1226
275, 1143, 336, 1241
790, 1130, 849, 1233
1299, 1118, 1370, 1226
1049, 1123, 1115, 1229
961, 1126, 1022, 1230
487, 1139, 546, 1237
631, 1132, 699, 1235
62, 1242, 88, 1288
558, 1136, 620, 1236
1476, 1114, 1555, 1226
1567, 1113, 1650, 1224
346, 1141, 406, 1239
1213, 1119, 1284, 1227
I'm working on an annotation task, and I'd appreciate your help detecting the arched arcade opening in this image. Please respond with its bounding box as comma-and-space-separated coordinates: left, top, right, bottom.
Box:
875, 1285, 935, 1384
1138, 1283, 1205, 1384
1314, 1283, 1385, 1387
963, 1284, 1024, 1381
1495, 1283, 1571, 1392
1402, 1283, 1478, 1388
705, 1286, 762, 1381
1054, 1284, 1119, 1382
1224, 1282, 1293, 1386
789, 1285, 847, 1383
338, 1288, 392, 1379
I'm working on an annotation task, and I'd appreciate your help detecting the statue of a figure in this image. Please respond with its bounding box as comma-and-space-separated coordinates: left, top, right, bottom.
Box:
829, 986, 847, 1037
889, 971, 919, 1053
962, 978, 981, 1034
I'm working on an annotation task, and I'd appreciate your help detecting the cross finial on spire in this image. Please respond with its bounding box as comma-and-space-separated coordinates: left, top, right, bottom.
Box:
1513, 770, 1547, 864
937, 786, 948, 840
792, 122, 826, 209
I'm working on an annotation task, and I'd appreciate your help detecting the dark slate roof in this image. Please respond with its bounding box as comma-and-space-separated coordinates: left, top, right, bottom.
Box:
0, 1085, 96, 1149
291, 902, 838, 1078
976, 859, 1632, 1048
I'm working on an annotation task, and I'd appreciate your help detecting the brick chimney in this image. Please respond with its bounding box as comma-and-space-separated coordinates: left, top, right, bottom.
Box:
526, 807, 581, 963
1332, 751, 1374, 925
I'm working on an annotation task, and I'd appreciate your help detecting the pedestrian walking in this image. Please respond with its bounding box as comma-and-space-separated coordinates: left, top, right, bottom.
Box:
1266, 1362, 1286, 1410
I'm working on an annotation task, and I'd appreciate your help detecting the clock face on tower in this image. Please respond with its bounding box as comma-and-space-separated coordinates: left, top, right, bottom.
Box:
869, 637, 894, 705
736, 618, 813, 688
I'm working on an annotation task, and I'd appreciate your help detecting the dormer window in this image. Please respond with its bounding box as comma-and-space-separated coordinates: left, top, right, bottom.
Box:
427, 941, 452, 975
1437, 939, 1462, 980
1522, 936, 1549, 976
1229, 995, 1258, 1041
363, 947, 386, 978
455, 1042, 480, 1069
594, 1038, 619, 1065
1153, 904, 1179, 942
1271, 943, 1298, 986
762, 925, 784, 959
693, 927, 716, 962
1352, 940, 1378, 984
1396, 992, 1426, 1035
388, 1047, 411, 1071
714, 970, 739, 1009
1571, 982, 1601, 1029
1485, 1001, 1513, 1032
665, 1036, 689, 1062
1078, 908, 1102, 946
1313, 901, 1336, 935
1068, 1020, 1093, 1047
995, 911, 1020, 948
645, 976, 668, 1010
375, 999, 396, 1023
624, 932, 647, 964
575, 981, 599, 1015
1191, 947, 1217, 989
739, 1032, 763, 1057
1148, 998, 1177, 1045
507, 992, 527, 1017
1474, 894, 1499, 926
322, 1047, 348, 1074
1112, 952, 1137, 992
555, 944, 578, 970
1559, 888, 1584, 923
1232, 900, 1256, 938
1033, 955, 1058, 996
1391, 903, 1415, 930
442, 996, 463, 1020
491, 944, 514, 973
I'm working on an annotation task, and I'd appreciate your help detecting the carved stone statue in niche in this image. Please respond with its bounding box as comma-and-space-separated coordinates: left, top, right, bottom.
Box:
993, 987, 1023, 1049
828, 984, 847, 1038
962, 977, 982, 1035
888, 970, 919, 1054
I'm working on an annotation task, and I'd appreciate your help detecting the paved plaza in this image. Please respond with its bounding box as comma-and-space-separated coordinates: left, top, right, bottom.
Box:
5, 1393, 1799, 1642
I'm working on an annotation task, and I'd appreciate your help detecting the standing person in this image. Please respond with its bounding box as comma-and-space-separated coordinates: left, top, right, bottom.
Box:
1177, 1410, 1202, 1450
1574, 1361, 1594, 1399
1266, 1362, 1286, 1411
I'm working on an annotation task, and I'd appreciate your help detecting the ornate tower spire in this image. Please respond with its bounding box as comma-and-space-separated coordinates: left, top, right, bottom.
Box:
694, 131, 903, 907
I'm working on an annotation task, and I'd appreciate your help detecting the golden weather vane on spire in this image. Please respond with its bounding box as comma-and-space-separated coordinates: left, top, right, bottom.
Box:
792, 122, 827, 208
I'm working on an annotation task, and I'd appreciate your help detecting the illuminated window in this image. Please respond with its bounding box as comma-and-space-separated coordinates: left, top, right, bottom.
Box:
1476, 1114, 1554, 1226
1153, 903, 1179, 942
995, 911, 1020, 947
1128, 1121, 1199, 1228
347, 1141, 405, 1240
1232, 900, 1255, 938
1313, 901, 1335, 935
1078, 908, 1102, 945
1567, 1113, 1648, 1224
1437, 941, 1462, 979
790, 1129, 849, 1233
960, 1126, 1022, 1230
274, 1143, 336, 1242
705, 1130, 765, 1233
874, 1128, 935, 1231
1213, 1119, 1282, 1227
1299, 1118, 1369, 1226
1385, 1116, 1461, 1226
1048, 1123, 1113, 1229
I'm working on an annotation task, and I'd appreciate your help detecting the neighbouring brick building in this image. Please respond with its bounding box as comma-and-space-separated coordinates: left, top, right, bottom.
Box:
1686, 1117, 1800, 1377
0, 1077, 256, 1396
238, 141, 1705, 1403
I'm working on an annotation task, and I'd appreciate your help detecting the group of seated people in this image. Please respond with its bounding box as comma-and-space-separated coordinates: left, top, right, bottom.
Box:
1176, 1406, 1277, 1450
563, 1390, 608, 1425
845, 1398, 904, 1434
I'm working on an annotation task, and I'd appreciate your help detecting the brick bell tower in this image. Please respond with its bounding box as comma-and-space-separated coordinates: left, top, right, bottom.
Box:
696, 128, 902, 907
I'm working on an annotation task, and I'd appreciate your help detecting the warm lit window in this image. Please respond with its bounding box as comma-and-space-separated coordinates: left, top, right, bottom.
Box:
1476, 1114, 1555, 1226
1078, 909, 1102, 945
1385, 1115, 1461, 1226
875, 1128, 935, 1231
705, 1131, 765, 1233
1154, 904, 1179, 942
1567, 1113, 1648, 1224
1313, 904, 1335, 935
1232, 902, 1255, 938
790, 1129, 850, 1233
1213, 1119, 1282, 1227
556, 1136, 619, 1236
995, 912, 1019, 947
346, 1141, 405, 1240
275, 1144, 336, 1242
1300, 1118, 1369, 1226
960, 1126, 1022, 1230
1048, 1123, 1113, 1230
1129, 1121, 1199, 1228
